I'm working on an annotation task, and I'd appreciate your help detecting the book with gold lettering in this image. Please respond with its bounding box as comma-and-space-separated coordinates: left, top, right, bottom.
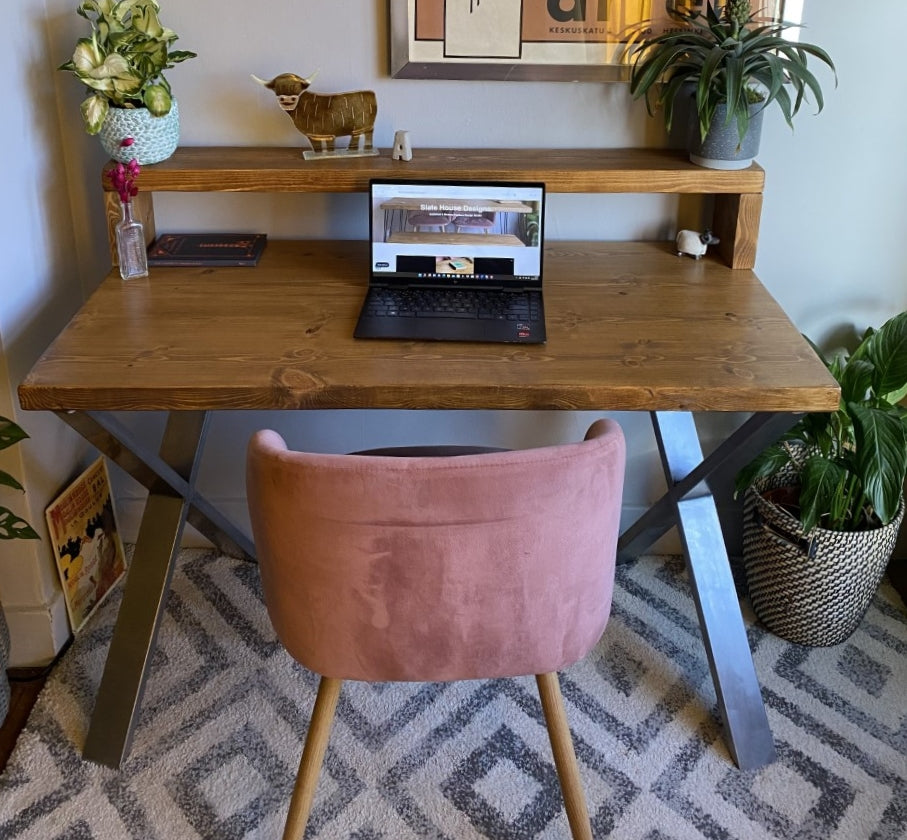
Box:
45, 458, 127, 633
147, 233, 267, 266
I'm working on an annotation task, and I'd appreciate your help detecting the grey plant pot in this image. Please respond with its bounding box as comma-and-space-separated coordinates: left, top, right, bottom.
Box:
1, 606, 10, 726
688, 101, 764, 170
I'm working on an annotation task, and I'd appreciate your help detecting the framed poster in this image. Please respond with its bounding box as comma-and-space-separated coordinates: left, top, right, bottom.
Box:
46, 457, 127, 633
390, 0, 796, 82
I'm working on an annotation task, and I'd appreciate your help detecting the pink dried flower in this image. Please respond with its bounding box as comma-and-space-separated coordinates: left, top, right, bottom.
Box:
106, 137, 141, 204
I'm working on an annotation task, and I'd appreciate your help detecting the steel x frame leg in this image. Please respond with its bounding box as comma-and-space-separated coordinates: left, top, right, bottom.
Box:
56, 410, 256, 768
617, 411, 803, 771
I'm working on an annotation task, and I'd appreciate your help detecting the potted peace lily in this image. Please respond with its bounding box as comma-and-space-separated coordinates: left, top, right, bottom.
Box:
0, 417, 40, 726
627, 0, 836, 169
59, 0, 196, 164
735, 311, 907, 646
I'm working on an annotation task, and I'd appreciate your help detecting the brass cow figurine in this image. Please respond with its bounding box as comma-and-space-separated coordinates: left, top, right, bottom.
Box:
253, 72, 377, 157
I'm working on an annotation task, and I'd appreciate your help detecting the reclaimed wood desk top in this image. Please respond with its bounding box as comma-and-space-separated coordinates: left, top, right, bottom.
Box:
19, 240, 839, 414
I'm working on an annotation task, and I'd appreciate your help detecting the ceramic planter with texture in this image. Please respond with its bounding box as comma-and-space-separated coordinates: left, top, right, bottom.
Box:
688, 101, 764, 170
99, 100, 180, 165
743, 476, 905, 647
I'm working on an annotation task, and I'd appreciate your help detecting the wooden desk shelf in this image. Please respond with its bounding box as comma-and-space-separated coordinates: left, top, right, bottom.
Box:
103, 146, 764, 269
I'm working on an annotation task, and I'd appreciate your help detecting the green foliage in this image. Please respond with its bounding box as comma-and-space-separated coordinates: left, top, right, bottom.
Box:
59, 0, 196, 134
0, 417, 39, 541
627, 1, 836, 144
736, 312, 907, 533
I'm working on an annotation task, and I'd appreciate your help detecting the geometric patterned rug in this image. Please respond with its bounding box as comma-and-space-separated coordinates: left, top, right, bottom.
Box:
1, 550, 905, 839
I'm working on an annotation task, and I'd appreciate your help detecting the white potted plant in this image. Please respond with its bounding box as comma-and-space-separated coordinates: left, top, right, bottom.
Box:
627, 1, 836, 169
0, 417, 40, 726
58, 0, 196, 164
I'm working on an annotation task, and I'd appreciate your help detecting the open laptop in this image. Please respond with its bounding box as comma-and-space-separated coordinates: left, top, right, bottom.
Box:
354, 178, 546, 343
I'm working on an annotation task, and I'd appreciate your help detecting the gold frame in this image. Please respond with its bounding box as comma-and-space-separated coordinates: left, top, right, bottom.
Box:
389, 1, 796, 82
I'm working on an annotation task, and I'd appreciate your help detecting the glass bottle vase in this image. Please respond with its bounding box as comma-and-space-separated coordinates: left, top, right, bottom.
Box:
116, 200, 149, 280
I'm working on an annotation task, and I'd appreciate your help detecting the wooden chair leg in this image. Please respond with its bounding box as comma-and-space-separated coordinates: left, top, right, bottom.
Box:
282, 676, 342, 840
536, 672, 593, 840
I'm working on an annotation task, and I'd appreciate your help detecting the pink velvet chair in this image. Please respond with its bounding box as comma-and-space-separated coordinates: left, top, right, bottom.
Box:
246, 419, 626, 840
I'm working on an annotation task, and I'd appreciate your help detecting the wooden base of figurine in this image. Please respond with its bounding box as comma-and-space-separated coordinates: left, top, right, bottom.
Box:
302, 148, 380, 161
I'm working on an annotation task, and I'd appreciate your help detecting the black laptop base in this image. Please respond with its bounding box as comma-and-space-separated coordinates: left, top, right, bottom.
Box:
354, 288, 546, 344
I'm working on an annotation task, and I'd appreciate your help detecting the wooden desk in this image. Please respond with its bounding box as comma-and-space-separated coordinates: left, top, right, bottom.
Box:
20, 239, 838, 771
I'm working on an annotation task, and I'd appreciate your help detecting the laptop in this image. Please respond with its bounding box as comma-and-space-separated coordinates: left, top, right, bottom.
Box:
355, 178, 546, 343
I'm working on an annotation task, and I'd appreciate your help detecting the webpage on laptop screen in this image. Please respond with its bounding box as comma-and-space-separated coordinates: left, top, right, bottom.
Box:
370, 181, 544, 285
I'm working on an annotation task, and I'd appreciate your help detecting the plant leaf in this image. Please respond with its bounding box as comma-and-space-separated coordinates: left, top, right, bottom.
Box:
81, 93, 109, 134
143, 82, 170, 115
734, 442, 793, 496
851, 403, 907, 525
0, 471, 24, 491
840, 358, 874, 405
166, 49, 197, 65
799, 456, 848, 533
0, 508, 40, 540
70, 35, 105, 73
0, 416, 28, 451
863, 311, 907, 399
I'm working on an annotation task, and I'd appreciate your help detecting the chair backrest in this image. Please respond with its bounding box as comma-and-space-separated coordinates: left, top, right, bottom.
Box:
246, 419, 625, 683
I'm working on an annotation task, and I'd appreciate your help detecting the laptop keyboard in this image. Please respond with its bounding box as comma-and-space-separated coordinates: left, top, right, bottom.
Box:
366, 288, 542, 321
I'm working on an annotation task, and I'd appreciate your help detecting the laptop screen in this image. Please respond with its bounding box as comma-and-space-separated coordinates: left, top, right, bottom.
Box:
369, 179, 545, 287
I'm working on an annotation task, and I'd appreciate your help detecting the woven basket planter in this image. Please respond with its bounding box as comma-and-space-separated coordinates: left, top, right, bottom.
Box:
743, 477, 904, 647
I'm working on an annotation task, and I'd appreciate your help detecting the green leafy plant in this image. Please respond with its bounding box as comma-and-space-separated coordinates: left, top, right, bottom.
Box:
736, 312, 907, 533
58, 0, 196, 135
627, 0, 836, 144
0, 417, 40, 541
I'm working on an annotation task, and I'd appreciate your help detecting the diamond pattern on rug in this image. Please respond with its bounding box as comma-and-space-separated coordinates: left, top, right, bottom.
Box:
442, 724, 557, 835
0, 550, 905, 840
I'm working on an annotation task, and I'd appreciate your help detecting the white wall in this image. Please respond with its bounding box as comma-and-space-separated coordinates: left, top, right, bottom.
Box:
755, 3, 907, 343
5, 2, 905, 664
0, 0, 102, 666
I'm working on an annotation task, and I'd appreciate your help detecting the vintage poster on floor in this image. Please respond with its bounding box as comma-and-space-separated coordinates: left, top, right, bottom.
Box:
45, 457, 127, 633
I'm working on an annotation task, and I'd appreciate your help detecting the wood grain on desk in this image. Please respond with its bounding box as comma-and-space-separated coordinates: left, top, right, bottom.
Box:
19, 240, 838, 414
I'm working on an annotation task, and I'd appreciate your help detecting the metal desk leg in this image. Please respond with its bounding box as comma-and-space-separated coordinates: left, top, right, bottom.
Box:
57, 410, 255, 560
617, 412, 799, 564
650, 411, 776, 770
61, 411, 211, 767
